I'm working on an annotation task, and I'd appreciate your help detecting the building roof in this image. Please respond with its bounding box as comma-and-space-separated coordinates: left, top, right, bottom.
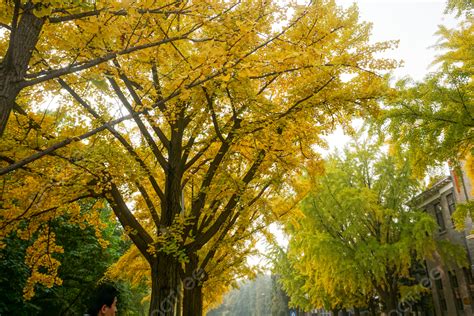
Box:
409, 176, 452, 207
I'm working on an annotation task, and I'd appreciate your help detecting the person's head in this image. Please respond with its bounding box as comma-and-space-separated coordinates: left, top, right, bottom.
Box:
87, 283, 119, 316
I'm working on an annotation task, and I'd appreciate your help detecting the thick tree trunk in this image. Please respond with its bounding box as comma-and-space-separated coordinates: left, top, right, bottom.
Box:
0, 5, 44, 136
182, 283, 202, 316
182, 253, 204, 316
381, 291, 399, 316
149, 255, 181, 316
353, 307, 361, 316
368, 298, 377, 316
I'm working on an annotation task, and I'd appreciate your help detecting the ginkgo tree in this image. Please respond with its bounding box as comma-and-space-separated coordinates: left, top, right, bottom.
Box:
381, 16, 473, 175
1, 0, 398, 314
0, 0, 221, 137
275, 140, 466, 315
380, 4, 473, 230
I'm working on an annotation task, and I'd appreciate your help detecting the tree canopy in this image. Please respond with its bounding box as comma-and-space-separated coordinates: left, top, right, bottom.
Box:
274, 140, 465, 314
380, 12, 473, 176
1, 0, 397, 313
0, 202, 148, 315
379, 6, 473, 233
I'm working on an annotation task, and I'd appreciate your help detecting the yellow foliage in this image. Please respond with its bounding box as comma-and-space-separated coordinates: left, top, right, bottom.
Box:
23, 231, 64, 300
1, 0, 397, 307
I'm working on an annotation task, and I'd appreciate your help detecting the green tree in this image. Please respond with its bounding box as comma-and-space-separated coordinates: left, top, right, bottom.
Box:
445, 0, 473, 16
0, 202, 148, 315
276, 140, 465, 314
380, 9, 473, 229
380, 10, 473, 176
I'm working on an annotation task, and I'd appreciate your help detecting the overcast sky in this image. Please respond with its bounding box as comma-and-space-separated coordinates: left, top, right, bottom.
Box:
338, 0, 458, 80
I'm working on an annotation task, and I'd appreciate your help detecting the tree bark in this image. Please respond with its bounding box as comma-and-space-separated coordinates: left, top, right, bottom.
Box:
149, 255, 181, 316
380, 291, 399, 316
0, 4, 44, 136
354, 307, 361, 316
368, 298, 377, 316
182, 283, 202, 316
182, 253, 204, 316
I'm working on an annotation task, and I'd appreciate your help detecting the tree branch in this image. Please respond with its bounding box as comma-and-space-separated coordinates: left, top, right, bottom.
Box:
188, 149, 266, 251
48, 9, 126, 23
108, 76, 168, 170
57, 78, 165, 201
115, 63, 171, 150
190, 119, 241, 218
106, 184, 154, 262
21, 32, 197, 88
135, 182, 161, 227
202, 87, 225, 142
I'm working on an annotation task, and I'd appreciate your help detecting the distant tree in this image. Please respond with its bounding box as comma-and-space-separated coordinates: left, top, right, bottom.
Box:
207, 275, 273, 316
271, 274, 290, 316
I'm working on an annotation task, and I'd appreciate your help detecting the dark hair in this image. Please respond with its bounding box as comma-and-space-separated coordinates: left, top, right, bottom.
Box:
87, 283, 119, 315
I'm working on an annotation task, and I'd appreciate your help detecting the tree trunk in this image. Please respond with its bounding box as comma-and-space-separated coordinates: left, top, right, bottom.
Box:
183, 283, 203, 316
182, 253, 204, 316
381, 291, 399, 316
331, 308, 340, 316
354, 307, 361, 316
370, 306, 377, 316
0, 4, 44, 136
176, 286, 182, 316
149, 255, 180, 316
368, 298, 377, 316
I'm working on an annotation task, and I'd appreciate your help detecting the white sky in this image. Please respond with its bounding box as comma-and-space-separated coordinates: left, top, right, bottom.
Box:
339, 0, 458, 81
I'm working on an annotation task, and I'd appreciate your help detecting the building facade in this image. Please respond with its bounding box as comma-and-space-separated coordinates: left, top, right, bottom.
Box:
415, 165, 474, 316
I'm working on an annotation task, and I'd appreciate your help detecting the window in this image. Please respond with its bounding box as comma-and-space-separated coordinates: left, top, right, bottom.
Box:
434, 202, 446, 231
446, 193, 456, 214
463, 267, 473, 285
449, 270, 459, 288
455, 297, 464, 311
435, 278, 443, 290
440, 298, 448, 311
